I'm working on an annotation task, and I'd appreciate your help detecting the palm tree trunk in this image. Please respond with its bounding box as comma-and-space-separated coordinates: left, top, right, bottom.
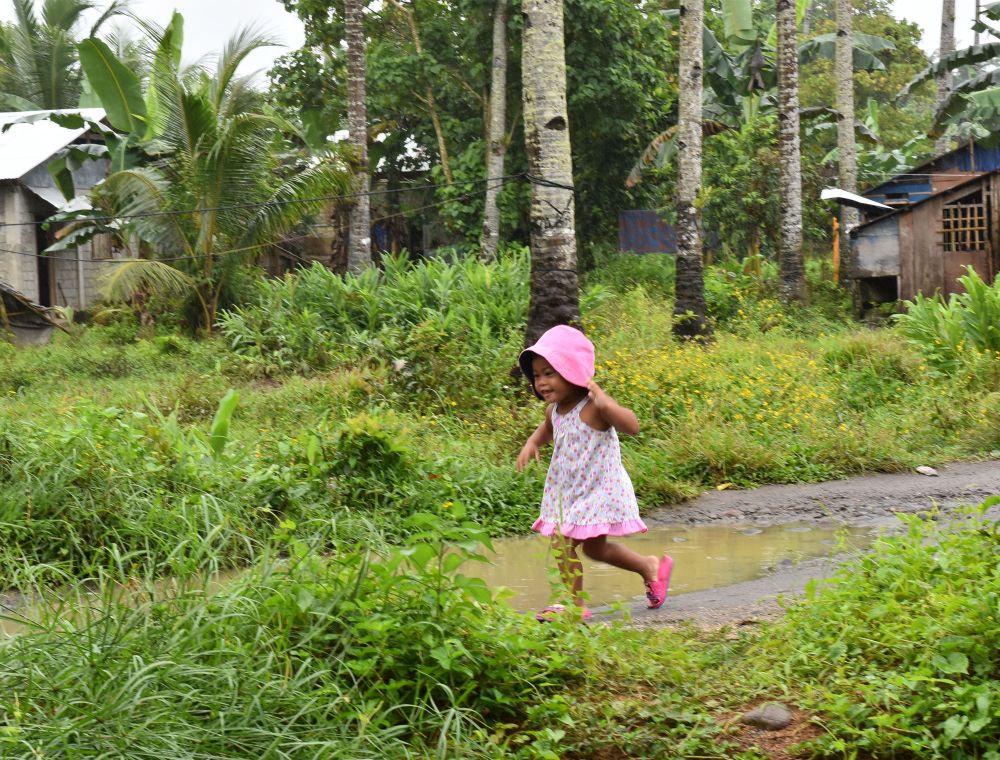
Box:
777, 0, 806, 304
521, 0, 580, 345
674, 0, 710, 340
480, 0, 508, 262
835, 0, 858, 282
802, 0, 815, 36
936, 0, 956, 156
345, 0, 371, 273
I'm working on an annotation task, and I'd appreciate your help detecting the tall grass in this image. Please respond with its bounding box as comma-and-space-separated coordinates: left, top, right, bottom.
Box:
218, 252, 530, 381
0, 514, 731, 758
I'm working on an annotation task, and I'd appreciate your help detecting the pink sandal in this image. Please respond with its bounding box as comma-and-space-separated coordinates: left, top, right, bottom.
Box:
645, 554, 673, 609
535, 604, 593, 622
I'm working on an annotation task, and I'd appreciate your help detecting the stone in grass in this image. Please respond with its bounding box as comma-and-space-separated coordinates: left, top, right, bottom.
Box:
915, 466, 939, 477
741, 703, 794, 731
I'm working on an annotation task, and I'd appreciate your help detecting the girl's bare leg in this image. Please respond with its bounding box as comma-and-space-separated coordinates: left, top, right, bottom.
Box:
580, 535, 658, 584
551, 535, 584, 606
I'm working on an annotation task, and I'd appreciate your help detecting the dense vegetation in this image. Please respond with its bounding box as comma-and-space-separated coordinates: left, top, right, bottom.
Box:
2, 253, 999, 756
2, 1, 999, 755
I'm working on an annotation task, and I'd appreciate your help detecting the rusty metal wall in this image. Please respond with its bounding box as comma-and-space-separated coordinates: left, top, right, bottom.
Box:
618, 210, 677, 253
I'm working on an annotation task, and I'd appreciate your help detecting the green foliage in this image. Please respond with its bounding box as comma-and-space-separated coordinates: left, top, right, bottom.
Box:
0, 0, 128, 110
801, 7, 934, 182
895, 268, 1000, 372
759, 500, 1000, 757
218, 250, 528, 408
274, 0, 675, 248
76, 36, 147, 132
0, 519, 560, 756
61, 17, 352, 331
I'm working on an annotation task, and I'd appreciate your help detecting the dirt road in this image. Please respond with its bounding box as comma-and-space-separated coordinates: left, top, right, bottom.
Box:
623, 460, 1000, 628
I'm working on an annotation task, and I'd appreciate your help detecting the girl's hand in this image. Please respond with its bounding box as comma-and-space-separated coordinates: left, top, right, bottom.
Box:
588, 380, 640, 436
517, 441, 541, 471
587, 380, 611, 411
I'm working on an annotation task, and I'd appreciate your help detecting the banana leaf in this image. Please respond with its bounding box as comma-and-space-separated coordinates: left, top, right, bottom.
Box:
626, 121, 731, 188
77, 37, 147, 134
933, 68, 1000, 132
798, 33, 894, 72
899, 41, 1000, 100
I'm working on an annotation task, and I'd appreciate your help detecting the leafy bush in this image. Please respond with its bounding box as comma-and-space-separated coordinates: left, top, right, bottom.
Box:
0, 511, 731, 758
0, 515, 554, 757
0, 396, 269, 579
761, 500, 1000, 758
219, 251, 528, 380
895, 267, 1000, 371
583, 248, 676, 298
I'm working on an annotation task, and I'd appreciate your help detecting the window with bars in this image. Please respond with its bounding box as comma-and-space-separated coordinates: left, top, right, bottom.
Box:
941, 195, 988, 252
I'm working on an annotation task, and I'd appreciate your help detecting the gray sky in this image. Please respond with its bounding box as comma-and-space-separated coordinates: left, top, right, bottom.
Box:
0, 1, 989, 78
891, 0, 981, 55
0, 0, 305, 81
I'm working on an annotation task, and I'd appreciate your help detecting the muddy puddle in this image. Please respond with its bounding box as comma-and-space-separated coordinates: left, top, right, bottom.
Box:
477, 523, 878, 612
0, 570, 241, 638
2, 524, 878, 636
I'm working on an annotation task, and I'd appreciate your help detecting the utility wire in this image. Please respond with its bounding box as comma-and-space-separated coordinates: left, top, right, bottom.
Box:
0, 179, 510, 264
0, 173, 530, 230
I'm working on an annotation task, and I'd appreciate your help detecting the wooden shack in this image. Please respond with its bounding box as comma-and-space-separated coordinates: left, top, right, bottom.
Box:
851, 142, 1000, 306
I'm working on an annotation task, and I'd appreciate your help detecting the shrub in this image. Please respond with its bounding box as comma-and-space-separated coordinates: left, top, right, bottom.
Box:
218, 252, 529, 408
895, 267, 1000, 371
761, 500, 1000, 758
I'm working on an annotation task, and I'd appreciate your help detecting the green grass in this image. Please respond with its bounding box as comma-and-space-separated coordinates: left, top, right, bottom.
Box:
2, 254, 997, 580
2, 247, 999, 756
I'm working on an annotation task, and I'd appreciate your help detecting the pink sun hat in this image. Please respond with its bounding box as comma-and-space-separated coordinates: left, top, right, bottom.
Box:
519, 325, 595, 396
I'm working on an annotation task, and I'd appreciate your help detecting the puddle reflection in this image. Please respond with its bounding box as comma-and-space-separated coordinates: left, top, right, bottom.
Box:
478, 523, 876, 612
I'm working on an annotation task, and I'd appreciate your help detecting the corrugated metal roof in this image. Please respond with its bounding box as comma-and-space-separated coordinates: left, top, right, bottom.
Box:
0, 108, 106, 181
852, 170, 993, 235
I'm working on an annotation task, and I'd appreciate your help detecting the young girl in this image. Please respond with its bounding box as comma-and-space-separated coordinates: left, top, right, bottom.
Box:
515, 324, 672, 621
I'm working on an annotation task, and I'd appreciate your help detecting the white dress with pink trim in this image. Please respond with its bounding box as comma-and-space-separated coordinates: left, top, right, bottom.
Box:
532, 397, 647, 540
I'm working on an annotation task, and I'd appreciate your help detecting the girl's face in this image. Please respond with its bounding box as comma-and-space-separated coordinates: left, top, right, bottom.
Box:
531, 356, 579, 404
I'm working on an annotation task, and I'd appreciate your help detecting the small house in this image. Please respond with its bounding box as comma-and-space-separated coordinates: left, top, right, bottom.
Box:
850, 142, 1000, 306
0, 108, 115, 312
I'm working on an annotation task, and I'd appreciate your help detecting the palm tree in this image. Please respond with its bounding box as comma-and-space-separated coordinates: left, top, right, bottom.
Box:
0, 0, 127, 110
674, 0, 709, 340
836, 0, 858, 271
480, 0, 507, 263
345, 0, 371, 273
78, 25, 352, 330
936, 0, 956, 155
777, 0, 805, 304
521, 0, 579, 344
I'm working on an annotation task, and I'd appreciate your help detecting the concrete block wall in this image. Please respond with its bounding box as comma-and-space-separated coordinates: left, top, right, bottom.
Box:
50, 235, 115, 310
0, 186, 39, 300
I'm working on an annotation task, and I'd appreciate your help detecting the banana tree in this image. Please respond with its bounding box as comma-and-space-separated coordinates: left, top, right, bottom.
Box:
627, 0, 894, 186
50, 16, 353, 331
898, 1, 1000, 145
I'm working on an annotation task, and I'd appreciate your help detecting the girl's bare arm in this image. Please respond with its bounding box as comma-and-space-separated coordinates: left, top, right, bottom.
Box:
516, 405, 554, 470
587, 381, 640, 436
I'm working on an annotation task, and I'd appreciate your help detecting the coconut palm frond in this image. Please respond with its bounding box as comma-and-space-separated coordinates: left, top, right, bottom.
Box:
100, 258, 195, 303
210, 23, 278, 111
241, 157, 353, 247
88, 0, 130, 37
101, 167, 192, 255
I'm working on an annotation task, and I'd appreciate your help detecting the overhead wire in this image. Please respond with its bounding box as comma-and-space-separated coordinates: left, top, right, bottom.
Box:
0, 176, 514, 264
0, 173, 530, 230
